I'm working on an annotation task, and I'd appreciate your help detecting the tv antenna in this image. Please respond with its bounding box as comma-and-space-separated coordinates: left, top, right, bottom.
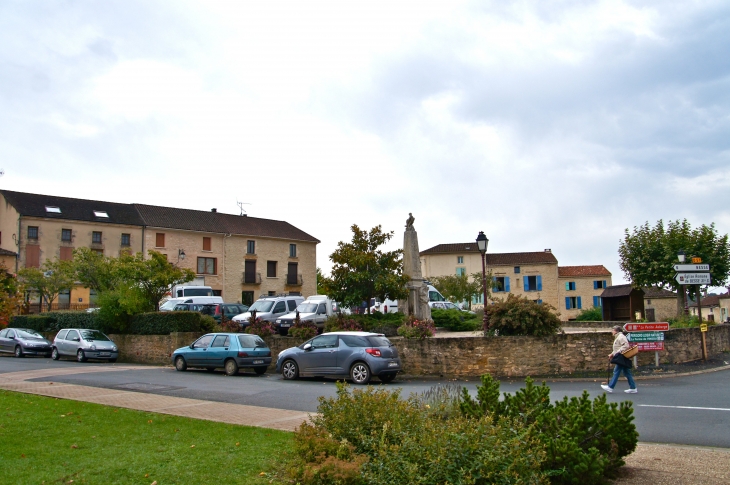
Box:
0, 169, 4, 177
236, 199, 251, 216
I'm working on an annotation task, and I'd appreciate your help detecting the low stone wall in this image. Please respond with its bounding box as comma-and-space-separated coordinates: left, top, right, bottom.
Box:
561, 321, 627, 329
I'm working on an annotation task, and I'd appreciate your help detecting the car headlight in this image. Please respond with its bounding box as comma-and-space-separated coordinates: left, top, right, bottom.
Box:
112, 346, 118, 352
276, 319, 281, 323
90, 345, 97, 351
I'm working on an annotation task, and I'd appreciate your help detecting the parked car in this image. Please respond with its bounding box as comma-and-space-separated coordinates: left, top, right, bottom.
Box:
232, 295, 304, 328
172, 303, 212, 312
0, 328, 52, 358
201, 303, 250, 322
274, 295, 333, 335
276, 331, 401, 384
159, 298, 186, 311
172, 333, 272, 376
429, 301, 476, 313
51, 329, 119, 363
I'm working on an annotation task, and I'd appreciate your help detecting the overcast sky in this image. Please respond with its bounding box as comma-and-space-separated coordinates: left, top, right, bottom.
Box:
2, 1, 729, 284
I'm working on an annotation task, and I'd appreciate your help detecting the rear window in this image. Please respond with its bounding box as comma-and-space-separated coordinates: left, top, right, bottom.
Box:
287, 300, 298, 311
56, 330, 68, 340
340, 335, 370, 347
367, 336, 391, 347
238, 335, 266, 348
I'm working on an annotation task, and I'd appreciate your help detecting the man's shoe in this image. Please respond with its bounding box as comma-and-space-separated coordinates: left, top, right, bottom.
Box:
624, 389, 638, 394
601, 385, 613, 393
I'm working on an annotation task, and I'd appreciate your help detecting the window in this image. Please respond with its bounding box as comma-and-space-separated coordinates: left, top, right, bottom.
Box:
244, 260, 257, 283
192, 335, 213, 349
290, 244, 297, 257
492, 276, 510, 292
25, 245, 40, 268
45, 206, 61, 214
203, 237, 211, 251
287, 300, 298, 311
514, 266, 521, 274
310, 335, 338, 349
523, 275, 542, 292
91, 248, 103, 255
58, 289, 71, 307
92, 231, 102, 244
273, 301, 286, 314
565, 281, 576, 291
197, 257, 216, 275
93, 210, 109, 218
536, 299, 543, 305
241, 291, 254, 306
456, 267, 466, 276
28, 226, 38, 239
565, 296, 582, 310
457, 256, 464, 264
211, 335, 230, 348
287, 262, 299, 285
247, 240, 255, 254
155, 233, 165, 248
121, 233, 130, 246
268, 291, 276, 296
593, 296, 603, 307
267, 261, 277, 277
66, 330, 80, 341
61, 229, 72, 242
593, 280, 608, 289
60, 247, 73, 261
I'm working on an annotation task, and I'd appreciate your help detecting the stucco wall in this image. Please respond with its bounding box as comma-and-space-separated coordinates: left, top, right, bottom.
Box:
557, 275, 613, 320
644, 297, 677, 322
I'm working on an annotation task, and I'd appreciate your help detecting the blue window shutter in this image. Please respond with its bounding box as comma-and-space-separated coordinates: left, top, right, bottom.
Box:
593, 296, 598, 307
538, 299, 542, 305
492, 276, 498, 292
565, 297, 571, 309
505, 277, 510, 292
593, 281, 598, 290
577, 296, 582, 309
565, 282, 570, 291
537, 275, 542, 291
603, 280, 607, 288
523, 276, 529, 291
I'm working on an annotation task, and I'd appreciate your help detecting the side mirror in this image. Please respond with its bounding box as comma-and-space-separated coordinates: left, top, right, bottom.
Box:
74, 338, 81, 342
190, 344, 195, 349
303, 343, 312, 351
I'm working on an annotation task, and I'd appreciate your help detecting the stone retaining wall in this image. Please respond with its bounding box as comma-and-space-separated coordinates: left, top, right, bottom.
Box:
561, 321, 627, 329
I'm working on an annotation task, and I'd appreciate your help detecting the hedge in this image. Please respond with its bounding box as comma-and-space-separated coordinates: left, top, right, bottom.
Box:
11, 311, 214, 335
10, 312, 102, 333
431, 308, 480, 331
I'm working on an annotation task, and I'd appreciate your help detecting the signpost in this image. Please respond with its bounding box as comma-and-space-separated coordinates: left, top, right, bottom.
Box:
624, 322, 669, 332
637, 342, 664, 351
674, 259, 710, 360
623, 322, 669, 367
673, 264, 710, 272
700, 324, 708, 361
675, 273, 712, 285
627, 331, 665, 342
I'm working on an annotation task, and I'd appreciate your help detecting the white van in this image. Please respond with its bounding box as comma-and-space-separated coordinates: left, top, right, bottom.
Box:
370, 285, 446, 313
160, 296, 223, 311
171, 285, 215, 298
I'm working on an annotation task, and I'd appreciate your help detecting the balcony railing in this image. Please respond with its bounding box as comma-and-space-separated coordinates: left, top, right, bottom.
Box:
241, 272, 262, 285
285, 273, 303, 286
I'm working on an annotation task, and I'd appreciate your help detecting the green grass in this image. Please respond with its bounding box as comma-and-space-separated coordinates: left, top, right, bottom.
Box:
0, 390, 292, 485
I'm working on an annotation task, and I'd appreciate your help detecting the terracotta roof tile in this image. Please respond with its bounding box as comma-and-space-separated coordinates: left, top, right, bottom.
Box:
420, 244, 558, 265
0, 248, 17, 257
690, 294, 728, 308
558, 265, 611, 277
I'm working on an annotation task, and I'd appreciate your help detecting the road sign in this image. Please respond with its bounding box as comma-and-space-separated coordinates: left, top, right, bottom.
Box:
638, 342, 664, 351
628, 331, 665, 342
675, 273, 711, 285
700, 324, 708, 333
624, 322, 669, 332
673, 264, 710, 272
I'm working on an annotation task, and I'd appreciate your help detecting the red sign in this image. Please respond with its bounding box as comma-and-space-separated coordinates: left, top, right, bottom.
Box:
624, 322, 669, 332
638, 342, 664, 351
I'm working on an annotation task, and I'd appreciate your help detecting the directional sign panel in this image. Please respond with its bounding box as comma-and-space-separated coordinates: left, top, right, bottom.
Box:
628, 331, 665, 342
674, 264, 710, 272
638, 342, 664, 352
675, 273, 711, 285
624, 322, 669, 332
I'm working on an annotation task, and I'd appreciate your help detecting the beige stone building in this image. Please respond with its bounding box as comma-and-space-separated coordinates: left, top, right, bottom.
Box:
642, 287, 677, 322
557, 266, 612, 320
719, 295, 729, 323
0, 190, 318, 308
690, 294, 728, 322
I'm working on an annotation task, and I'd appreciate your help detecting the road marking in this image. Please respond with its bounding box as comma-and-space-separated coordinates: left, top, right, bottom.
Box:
640, 404, 730, 412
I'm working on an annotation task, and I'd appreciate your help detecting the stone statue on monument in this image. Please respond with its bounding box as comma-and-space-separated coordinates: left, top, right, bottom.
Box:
400, 213, 431, 321
406, 213, 415, 230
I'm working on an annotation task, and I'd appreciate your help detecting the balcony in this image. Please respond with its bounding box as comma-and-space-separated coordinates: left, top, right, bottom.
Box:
241, 272, 262, 285
285, 273, 303, 286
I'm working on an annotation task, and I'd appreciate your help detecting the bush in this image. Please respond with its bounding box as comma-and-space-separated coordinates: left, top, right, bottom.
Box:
460, 374, 638, 484
128, 311, 214, 335
96, 285, 153, 333
245, 318, 275, 338
431, 308, 480, 331
324, 314, 364, 333
10, 315, 56, 332
574, 307, 603, 322
11, 312, 103, 333
668, 315, 711, 328
486, 294, 562, 336
397, 317, 435, 339
290, 320, 317, 340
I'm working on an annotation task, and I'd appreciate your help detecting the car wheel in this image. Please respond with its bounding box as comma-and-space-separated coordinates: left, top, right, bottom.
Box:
224, 359, 239, 376
175, 356, 187, 371
14, 346, 23, 358
77, 349, 87, 363
108, 358, 117, 363
51, 347, 60, 360
379, 373, 396, 384
281, 360, 299, 380
254, 366, 267, 375
350, 362, 371, 385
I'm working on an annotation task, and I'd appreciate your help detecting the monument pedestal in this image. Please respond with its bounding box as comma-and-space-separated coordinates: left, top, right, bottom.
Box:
401, 219, 431, 322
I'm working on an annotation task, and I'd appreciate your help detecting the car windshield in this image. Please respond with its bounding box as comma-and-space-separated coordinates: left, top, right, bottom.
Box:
159, 300, 179, 310
80, 330, 110, 341
17, 329, 44, 339
248, 300, 274, 312
238, 335, 266, 348
183, 288, 213, 296
444, 302, 458, 310
367, 336, 391, 347
296, 303, 319, 313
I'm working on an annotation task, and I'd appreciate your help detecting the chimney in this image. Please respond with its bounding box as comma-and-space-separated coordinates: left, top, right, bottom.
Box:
211, 208, 217, 213
544, 249, 551, 253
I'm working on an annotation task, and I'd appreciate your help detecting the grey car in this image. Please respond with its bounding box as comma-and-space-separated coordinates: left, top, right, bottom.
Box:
276, 331, 401, 384
0, 328, 52, 357
51, 328, 119, 363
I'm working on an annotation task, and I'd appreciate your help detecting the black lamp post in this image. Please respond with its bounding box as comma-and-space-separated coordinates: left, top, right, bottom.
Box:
476, 231, 489, 332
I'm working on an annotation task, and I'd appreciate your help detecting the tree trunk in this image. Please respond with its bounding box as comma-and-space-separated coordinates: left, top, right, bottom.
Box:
677, 287, 685, 318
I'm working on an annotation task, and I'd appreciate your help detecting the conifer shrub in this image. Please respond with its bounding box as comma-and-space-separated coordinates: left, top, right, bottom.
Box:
485, 294, 562, 336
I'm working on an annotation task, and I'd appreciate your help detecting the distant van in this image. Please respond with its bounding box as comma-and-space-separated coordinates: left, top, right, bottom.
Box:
160, 296, 223, 311
171, 285, 215, 298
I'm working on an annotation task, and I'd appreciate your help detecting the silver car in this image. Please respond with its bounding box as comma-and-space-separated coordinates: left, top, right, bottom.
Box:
0, 328, 52, 357
52, 328, 119, 363
276, 331, 401, 384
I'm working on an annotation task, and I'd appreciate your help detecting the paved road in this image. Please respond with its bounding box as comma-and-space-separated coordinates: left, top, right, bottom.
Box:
2, 356, 729, 448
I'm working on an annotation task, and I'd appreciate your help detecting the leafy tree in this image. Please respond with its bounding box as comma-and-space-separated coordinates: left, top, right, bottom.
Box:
574, 306, 603, 322
429, 272, 489, 310
72, 247, 124, 293
485, 294, 561, 336
316, 266, 326, 295
0, 263, 22, 327
131, 251, 195, 311
18, 259, 76, 312
618, 219, 730, 316
323, 225, 409, 312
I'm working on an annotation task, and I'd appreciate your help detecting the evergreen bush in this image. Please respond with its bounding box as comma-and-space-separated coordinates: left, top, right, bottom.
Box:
431, 308, 480, 331
11, 312, 102, 332
486, 294, 562, 336
574, 307, 603, 322
324, 314, 364, 333
127, 311, 213, 335
10, 315, 56, 332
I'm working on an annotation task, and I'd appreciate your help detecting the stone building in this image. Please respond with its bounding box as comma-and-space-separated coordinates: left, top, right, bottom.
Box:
719, 295, 730, 323
557, 265, 613, 320
689, 294, 728, 322
642, 287, 677, 322
0, 248, 17, 270
0, 189, 318, 308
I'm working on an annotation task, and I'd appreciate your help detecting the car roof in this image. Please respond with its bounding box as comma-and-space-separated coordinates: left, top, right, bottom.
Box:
57, 328, 102, 332
322, 331, 385, 337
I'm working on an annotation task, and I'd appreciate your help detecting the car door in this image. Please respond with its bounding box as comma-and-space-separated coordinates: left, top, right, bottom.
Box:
0, 329, 10, 352
64, 330, 81, 356
205, 335, 231, 367
315, 303, 328, 324
299, 335, 339, 375
271, 300, 287, 320
186, 334, 213, 366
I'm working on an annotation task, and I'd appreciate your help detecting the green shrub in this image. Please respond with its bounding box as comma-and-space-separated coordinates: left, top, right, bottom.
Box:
668, 315, 710, 328
245, 318, 275, 338
486, 294, 562, 336
574, 307, 603, 322
290, 320, 317, 340
96, 285, 153, 332
324, 314, 364, 333
127, 312, 210, 335
11, 312, 102, 332
460, 374, 638, 484
431, 308, 480, 331
397, 317, 435, 339
10, 315, 55, 332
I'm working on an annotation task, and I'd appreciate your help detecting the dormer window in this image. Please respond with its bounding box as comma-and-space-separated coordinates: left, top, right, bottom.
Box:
45, 206, 61, 214
93, 210, 109, 218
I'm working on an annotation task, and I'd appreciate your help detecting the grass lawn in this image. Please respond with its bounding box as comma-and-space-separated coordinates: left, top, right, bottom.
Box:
0, 390, 293, 484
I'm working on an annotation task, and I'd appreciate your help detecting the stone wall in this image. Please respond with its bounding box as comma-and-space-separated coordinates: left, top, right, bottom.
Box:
561, 321, 623, 329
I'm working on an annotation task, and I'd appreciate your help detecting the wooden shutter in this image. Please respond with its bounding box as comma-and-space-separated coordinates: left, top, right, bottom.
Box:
523, 276, 529, 291
267, 261, 277, 277
566, 297, 571, 310
504, 277, 510, 292
603, 280, 607, 288
244, 260, 256, 283
577, 297, 582, 309
156, 233, 165, 247
203, 237, 211, 251
60, 247, 74, 261
287, 262, 298, 285
26, 245, 40, 268
536, 276, 542, 291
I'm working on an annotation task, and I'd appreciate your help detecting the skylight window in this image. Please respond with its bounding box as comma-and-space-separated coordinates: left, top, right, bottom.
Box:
45, 206, 61, 214
93, 210, 109, 218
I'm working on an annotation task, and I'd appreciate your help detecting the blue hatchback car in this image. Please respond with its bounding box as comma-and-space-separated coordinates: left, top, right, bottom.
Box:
172, 333, 272, 376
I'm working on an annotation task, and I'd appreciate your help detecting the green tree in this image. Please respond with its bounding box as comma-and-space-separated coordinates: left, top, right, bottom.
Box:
430, 272, 489, 310
323, 225, 409, 312
18, 259, 76, 312
316, 266, 327, 295
618, 219, 730, 316
0, 263, 22, 327
132, 251, 195, 311
72, 247, 128, 293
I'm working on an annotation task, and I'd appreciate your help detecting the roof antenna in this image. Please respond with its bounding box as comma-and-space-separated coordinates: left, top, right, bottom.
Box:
0, 168, 4, 177
236, 199, 251, 216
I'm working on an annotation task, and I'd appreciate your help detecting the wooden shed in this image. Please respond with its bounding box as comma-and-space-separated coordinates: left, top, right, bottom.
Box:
600, 284, 645, 321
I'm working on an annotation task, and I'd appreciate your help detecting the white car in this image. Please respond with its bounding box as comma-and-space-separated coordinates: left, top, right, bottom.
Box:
429, 301, 476, 313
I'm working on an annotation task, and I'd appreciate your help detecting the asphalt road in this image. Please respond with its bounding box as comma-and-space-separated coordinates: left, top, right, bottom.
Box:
2, 356, 729, 448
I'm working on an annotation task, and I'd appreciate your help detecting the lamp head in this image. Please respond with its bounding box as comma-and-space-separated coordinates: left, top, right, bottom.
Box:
476, 231, 489, 254
677, 249, 685, 263
178, 249, 186, 261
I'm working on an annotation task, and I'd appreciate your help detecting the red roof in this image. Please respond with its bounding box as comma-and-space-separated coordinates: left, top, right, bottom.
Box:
558, 265, 611, 277
420, 244, 558, 265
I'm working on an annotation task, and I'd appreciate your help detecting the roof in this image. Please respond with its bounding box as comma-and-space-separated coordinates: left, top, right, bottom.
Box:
600, 284, 645, 298
690, 294, 728, 308
0, 189, 145, 226
0, 248, 17, 257
420, 244, 558, 265
642, 287, 677, 299
558, 265, 612, 277
134, 205, 319, 243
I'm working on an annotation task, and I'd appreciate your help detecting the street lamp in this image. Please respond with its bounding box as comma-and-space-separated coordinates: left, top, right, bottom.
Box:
677, 249, 686, 263
476, 231, 489, 332
178, 249, 186, 263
